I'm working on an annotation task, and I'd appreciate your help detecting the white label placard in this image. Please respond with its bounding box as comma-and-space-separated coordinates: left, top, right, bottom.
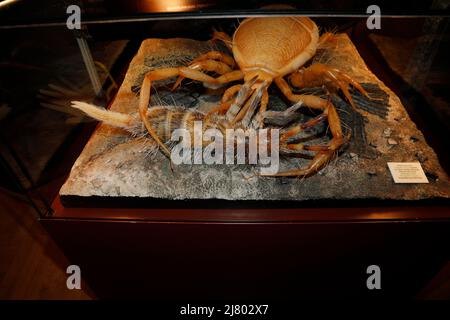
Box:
387, 162, 429, 184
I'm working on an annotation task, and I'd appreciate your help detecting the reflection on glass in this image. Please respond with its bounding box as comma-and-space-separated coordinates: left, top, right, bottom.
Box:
139, 0, 212, 12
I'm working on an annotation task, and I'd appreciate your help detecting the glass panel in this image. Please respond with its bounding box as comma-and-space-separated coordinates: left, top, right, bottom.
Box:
0, 1, 448, 216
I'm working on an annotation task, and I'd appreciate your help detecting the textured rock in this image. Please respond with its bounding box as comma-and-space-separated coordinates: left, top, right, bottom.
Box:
60, 35, 450, 205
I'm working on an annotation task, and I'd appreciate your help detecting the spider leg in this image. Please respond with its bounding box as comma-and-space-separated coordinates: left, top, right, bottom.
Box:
288, 63, 369, 109
235, 82, 266, 127
259, 77, 345, 177
206, 84, 242, 117
224, 76, 257, 123
190, 51, 235, 68
261, 101, 303, 126
139, 67, 244, 158
212, 31, 233, 51
249, 88, 269, 128
139, 68, 178, 158
172, 59, 234, 90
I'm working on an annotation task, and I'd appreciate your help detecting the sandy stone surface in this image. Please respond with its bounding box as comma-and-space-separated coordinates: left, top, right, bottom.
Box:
60, 35, 450, 204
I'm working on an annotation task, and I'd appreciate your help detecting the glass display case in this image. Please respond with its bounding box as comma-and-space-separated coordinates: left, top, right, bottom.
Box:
1, 0, 449, 299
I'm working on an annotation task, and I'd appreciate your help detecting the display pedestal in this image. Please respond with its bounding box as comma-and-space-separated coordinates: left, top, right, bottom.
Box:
41, 196, 450, 299
60, 35, 450, 205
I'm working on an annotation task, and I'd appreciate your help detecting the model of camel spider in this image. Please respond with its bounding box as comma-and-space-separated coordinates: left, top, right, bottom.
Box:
73, 17, 370, 177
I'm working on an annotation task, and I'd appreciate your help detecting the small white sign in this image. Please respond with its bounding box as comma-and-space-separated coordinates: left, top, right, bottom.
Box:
387, 162, 429, 184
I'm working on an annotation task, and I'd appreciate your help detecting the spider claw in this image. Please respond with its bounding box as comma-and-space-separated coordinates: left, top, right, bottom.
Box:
172, 76, 184, 91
